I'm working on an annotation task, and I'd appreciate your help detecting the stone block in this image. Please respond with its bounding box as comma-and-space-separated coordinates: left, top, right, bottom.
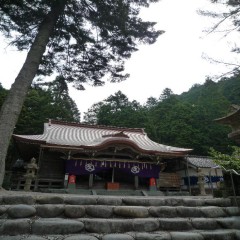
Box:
122, 197, 165, 206
176, 206, 203, 218
133, 218, 159, 232
170, 232, 204, 240
113, 206, 149, 218
97, 197, 122, 206
0, 236, 39, 240
204, 198, 232, 207
201, 206, 227, 218
26, 236, 46, 240
0, 206, 7, 216
86, 205, 113, 218
182, 199, 205, 207
32, 218, 84, 235
84, 219, 112, 233
191, 218, 219, 230
1, 219, 30, 235
159, 218, 192, 231
36, 204, 64, 218
64, 235, 99, 240
36, 195, 64, 204
235, 230, 240, 240
7, 204, 36, 218
149, 206, 177, 218
84, 219, 133, 233
165, 198, 183, 206
102, 234, 134, 240
224, 207, 240, 216
64, 196, 97, 205
200, 229, 236, 240
3, 195, 35, 205
135, 232, 171, 240
217, 217, 240, 229
65, 205, 86, 218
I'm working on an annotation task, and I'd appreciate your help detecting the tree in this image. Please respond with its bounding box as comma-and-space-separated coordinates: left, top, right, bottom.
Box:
0, 83, 8, 107
209, 146, 240, 172
84, 91, 147, 128
15, 83, 80, 135
43, 76, 80, 122
159, 87, 174, 101
83, 102, 104, 124
0, 0, 163, 187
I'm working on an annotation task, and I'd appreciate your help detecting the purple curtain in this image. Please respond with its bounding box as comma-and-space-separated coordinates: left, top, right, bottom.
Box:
65, 159, 160, 178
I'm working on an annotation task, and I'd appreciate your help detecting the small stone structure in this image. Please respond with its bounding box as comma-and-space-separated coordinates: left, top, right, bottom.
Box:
23, 157, 38, 191
197, 168, 206, 196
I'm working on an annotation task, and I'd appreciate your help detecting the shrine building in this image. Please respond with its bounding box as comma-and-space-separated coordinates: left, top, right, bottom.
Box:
215, 105, 240, 144
12, 120, 220, 192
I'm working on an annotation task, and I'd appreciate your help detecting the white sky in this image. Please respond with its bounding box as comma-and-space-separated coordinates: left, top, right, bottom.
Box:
0, 0, 239, 118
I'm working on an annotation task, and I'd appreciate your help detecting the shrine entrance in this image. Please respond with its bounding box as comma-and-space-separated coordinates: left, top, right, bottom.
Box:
75, 168, 138, 190
66, 159, 160, 190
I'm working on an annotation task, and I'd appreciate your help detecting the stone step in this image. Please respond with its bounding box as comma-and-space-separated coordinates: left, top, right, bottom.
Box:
0, 193, 239, 239
0, 204, 239, 219
0, 195, 233, 207
0, 217, 240, 235
0, 230, 239, 240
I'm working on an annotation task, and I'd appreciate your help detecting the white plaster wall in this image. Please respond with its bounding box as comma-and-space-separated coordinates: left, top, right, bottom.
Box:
177, 167, 223, 190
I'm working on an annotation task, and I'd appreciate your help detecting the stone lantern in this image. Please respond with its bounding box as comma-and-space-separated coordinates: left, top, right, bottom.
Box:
23, 157, 38, 191
197, 168, 206, 196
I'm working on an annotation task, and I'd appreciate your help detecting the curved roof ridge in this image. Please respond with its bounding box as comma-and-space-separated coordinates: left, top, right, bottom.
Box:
50, 119, 145, 133
13, 121, 192, 156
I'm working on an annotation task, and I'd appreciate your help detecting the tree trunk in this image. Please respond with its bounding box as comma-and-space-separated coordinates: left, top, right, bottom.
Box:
0, 1, 65, 188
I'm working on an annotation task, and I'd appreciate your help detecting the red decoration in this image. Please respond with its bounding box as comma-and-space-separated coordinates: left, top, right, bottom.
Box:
68, 175, 76, 184
149, 177, 156, 186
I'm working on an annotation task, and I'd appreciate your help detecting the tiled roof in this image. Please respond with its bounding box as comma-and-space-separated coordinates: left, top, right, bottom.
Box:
13, 120, 192, 156
215, 105, 240, 125
186, 156, 219, 168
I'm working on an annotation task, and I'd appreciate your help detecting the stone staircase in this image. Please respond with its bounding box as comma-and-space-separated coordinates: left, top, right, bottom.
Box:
0, 193, 239, 240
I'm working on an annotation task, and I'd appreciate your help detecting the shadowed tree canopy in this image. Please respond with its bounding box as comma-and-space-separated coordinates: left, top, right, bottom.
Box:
0, 0, 163, 187
84, 77, 240, 156
83, 90, 147, 127
0, 0, 162, 87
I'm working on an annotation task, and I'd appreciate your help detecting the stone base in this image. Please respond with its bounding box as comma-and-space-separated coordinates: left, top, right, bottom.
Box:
149, 186, 157, 191
68, 183, 76, 189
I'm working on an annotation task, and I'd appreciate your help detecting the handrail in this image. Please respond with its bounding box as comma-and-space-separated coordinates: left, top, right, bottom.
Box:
209, 165, 239, 207
220, 166, 240, 176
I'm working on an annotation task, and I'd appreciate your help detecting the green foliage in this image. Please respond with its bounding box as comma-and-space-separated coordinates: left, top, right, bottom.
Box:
0, 82, 80, 135
84, 76, 240, 155
0, 0, 162, 88
83, 91, 147, 128
209, 146, 240, 172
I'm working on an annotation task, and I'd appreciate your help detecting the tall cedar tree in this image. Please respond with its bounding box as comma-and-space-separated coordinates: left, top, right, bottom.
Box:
0, 0, 162, 187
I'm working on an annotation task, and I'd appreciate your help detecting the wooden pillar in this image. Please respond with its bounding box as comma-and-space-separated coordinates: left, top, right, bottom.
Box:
64, 173, 69, 189
111, 168, 115, 183
134, 176, 139, 189
34, 147, 43, 191
89, 174, 93, 189
186, 157, 192, 195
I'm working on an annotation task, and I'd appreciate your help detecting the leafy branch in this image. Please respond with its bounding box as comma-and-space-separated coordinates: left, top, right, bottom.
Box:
209, 146, 240, 172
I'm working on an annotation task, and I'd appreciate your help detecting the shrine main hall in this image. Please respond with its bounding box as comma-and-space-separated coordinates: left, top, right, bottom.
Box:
12, 120, 194, 191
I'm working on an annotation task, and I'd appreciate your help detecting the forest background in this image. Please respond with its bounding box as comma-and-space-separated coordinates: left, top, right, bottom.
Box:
1, 73, 239, 171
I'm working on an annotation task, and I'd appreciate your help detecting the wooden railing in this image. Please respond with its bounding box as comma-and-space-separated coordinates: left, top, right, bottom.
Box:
11, 178, 64, 191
